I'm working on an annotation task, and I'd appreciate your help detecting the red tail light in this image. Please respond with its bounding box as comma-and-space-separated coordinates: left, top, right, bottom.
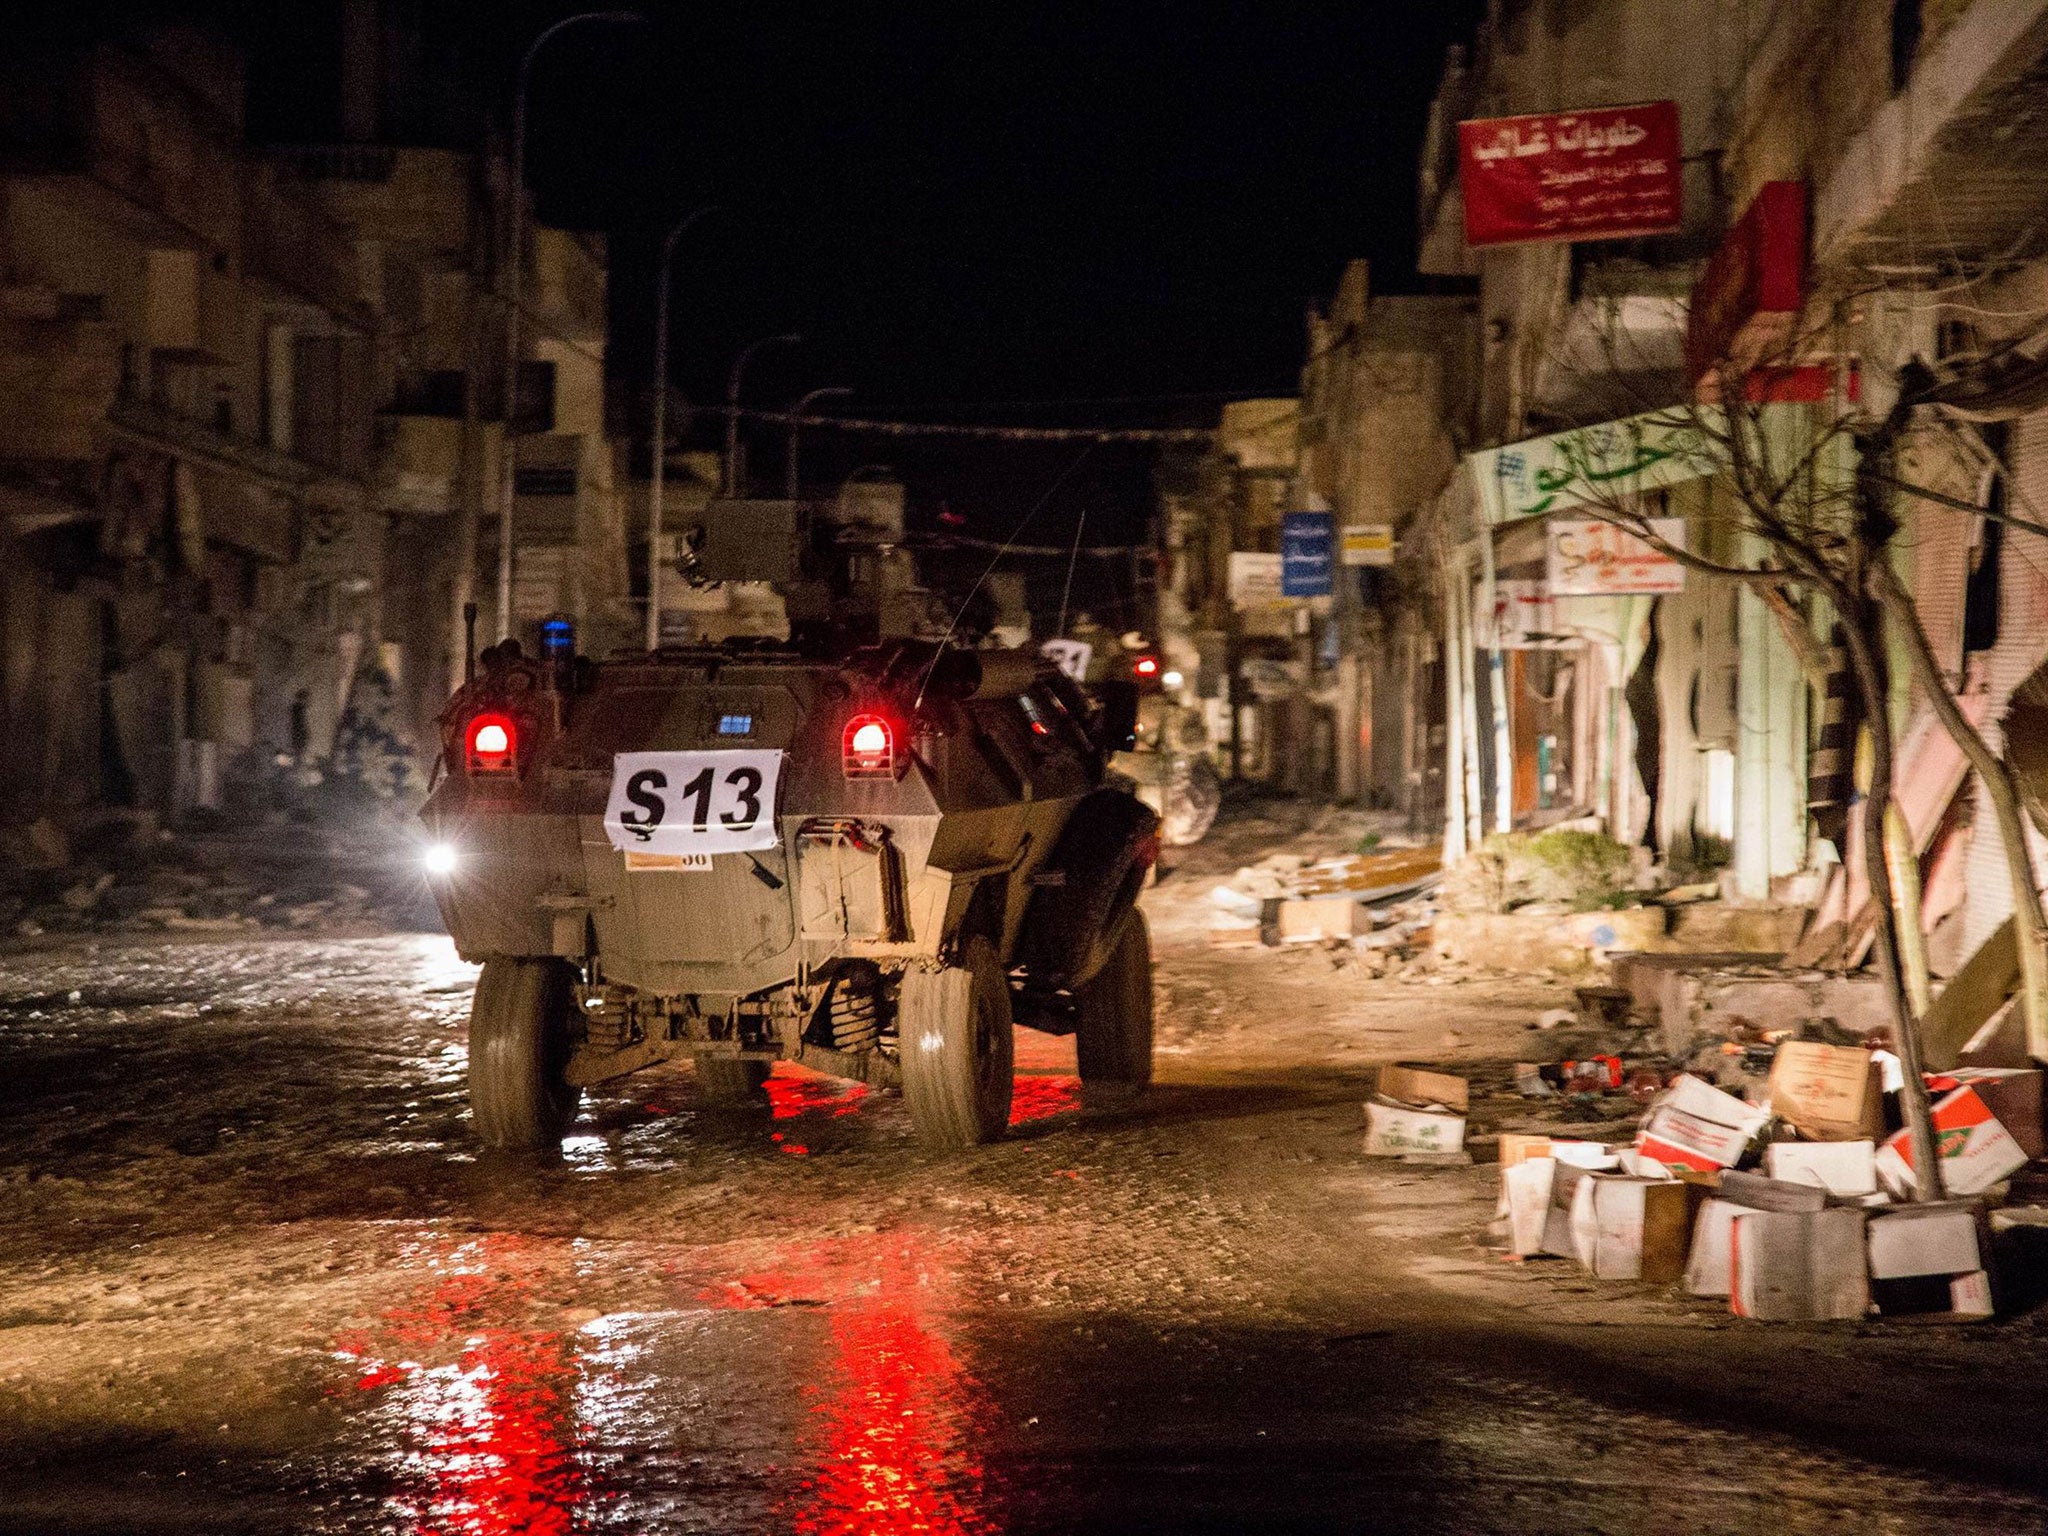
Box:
466, 712, 518, 775
1133, 654, 1159, 678
842, 713, 897, 779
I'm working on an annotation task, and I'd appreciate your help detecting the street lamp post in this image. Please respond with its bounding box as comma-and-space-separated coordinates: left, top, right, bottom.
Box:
646, 205, 716, 650
721, 333, 802, 496
784, 386, 852, 500
494, 10, 640, 641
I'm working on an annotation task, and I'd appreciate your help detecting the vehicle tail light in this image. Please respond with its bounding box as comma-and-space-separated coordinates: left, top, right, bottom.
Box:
1133, 654, 1159, 678
466, 712, 518, 775
842, 713, 897, 779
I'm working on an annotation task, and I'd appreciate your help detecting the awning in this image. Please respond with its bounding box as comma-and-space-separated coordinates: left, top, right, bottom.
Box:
1463, 402, 1836, 528
1466, 407, 1724, 528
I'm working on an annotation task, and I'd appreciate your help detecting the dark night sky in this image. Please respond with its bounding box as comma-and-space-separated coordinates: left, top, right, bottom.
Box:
509, 2, 1486, 410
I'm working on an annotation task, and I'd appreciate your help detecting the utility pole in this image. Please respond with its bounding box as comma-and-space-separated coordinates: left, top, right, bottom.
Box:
645, 205, 716, 650
494, 10, 640, 641
722, 333, 801, 496
784, 386, 851, 500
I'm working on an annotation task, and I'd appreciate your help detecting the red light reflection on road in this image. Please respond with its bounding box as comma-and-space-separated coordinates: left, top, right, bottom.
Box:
709, 1236, 996, 1536
1009, 1073, 1081, 1126
333, 1236, 587, 1536
765, 1069, 870, 1120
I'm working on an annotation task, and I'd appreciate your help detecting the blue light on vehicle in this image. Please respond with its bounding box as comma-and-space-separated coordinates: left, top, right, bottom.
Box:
718, 713, 753, 736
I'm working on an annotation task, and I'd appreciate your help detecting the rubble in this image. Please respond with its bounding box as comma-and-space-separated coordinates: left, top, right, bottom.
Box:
1204, 841, 1442, 968
0, 811, 429, 942
1357, 975, 2048, 1323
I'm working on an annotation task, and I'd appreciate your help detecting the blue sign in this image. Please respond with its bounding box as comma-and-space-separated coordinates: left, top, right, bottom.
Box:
1280, 511, 1334, 598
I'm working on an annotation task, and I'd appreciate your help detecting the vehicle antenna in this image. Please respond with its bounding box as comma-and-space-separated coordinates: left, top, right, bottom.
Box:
913, 443, 1095, 711
1054, 501, 1087, 639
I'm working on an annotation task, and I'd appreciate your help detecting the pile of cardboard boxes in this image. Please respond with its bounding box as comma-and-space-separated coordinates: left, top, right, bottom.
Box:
1366, 1043, 2045, 1322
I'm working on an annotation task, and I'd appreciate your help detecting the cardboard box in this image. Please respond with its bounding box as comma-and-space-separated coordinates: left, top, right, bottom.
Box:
1769, 1041, 1885, 1142
1496, 1135, 1601, 1213
1377, 1064, 1469, 1113
1685, 1198, 1762, 1297
1867, 1201, 1994, 1320
1278, 897, 1362, 943
1568, 1173, 1696, 1282
1364, 1096, 1465, 1158
1730, 1209, 1870, 1321
1763, 1140, 1879, 1199
1543, 1156, 1617, 1257
1717, 1169, 1828, 1213
1499, 1133, 1556, 1169
1875, 1085, 2028, 1198
1503, 1157, 1555, 1256
1636, 1074, 1769, 1172
1927, 1068, 2043, 1160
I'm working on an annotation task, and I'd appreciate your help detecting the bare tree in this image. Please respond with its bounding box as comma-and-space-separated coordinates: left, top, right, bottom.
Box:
1528, 299, 1971, 1193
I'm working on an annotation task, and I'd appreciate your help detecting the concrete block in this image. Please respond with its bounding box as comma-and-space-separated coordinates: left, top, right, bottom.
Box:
1667, 904, 1809, 954
1656, 969, 1891, 1055
1608, 951, 1784, 1020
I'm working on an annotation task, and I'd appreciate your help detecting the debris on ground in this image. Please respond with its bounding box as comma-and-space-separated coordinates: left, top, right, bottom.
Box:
1206, 844, 1441, 967
0, 808, 434, 939
1364, 1064, 1468, 1159
1363, 971, 2048, 1324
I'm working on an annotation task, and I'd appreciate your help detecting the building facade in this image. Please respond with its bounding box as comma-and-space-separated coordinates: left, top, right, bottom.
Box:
0, 17, 629, 829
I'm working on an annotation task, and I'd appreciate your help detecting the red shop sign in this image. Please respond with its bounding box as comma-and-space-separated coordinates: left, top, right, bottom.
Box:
1686, 180, 1808, 381
1459, 101, 1682, 249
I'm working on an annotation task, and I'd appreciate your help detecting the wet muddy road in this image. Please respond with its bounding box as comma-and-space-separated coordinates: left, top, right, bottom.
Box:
5, 905, 2048, 1533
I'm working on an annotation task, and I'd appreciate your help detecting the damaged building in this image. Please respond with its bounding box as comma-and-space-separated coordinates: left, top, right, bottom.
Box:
0, 11, 630, 831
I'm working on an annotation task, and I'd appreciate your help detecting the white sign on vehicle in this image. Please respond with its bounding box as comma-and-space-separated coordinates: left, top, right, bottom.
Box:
622, 850, 714, 873
1040, 638, 1093, 681
603, 749, 783, 856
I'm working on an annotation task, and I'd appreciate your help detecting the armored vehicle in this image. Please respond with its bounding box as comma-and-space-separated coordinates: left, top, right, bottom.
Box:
420, 635, 1158, 1151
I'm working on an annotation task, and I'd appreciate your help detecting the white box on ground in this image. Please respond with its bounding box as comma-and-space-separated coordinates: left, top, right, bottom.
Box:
1866, 1201, 1994, 1320
1543, 1158, 1613, 1258
1363, 1097, 1466, 1157
1504, 1158, 1555, 1256
1875, 1085, 2027, 1197
1730, 1209, 1869, 1322
1635, 1074, 1768, 1172
1685, 1199, 1762, 1298
1763, 1140, 1878, 1199
1568, 1173, 1693, 1282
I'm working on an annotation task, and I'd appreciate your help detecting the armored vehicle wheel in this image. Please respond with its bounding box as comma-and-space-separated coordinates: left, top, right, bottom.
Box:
696, 1058, 771, 1104
468, 958, 583, 1151
1076, 910, 1154, 1100
899, 936, 1015, 1149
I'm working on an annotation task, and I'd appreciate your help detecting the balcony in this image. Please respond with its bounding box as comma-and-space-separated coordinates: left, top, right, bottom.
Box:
241, 164, 374, 331
0, 44, 239, 249
1816, 0, 2048, 276
376, 413, 469, 515
1528, 256, 1692, 425
274, 145, 479, 265
0, 303, 122, 461
105, 391, 365, 500
528, 228, 607, 347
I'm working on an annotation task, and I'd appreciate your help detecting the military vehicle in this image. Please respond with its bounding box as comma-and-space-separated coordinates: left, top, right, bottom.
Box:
421, 553, 1159, 1151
